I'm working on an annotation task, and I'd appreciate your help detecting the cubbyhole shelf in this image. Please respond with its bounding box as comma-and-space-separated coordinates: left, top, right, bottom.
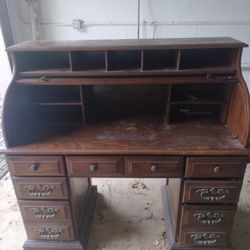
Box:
168, 83, 232, 124
179, 48, 237, 70
82, 85, 169, 123
23, 85, 82, 104
107, 50, 142, 71
15, 51, 71, 72
143, 49, 178, 70
70, 51, 106, 71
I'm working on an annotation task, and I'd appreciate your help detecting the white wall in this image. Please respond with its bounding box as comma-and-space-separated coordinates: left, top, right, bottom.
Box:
7, 0, 250, 80
0, 30, 11, 98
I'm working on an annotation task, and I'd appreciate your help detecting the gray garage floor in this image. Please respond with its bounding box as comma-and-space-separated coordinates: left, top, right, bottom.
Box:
0, 168, 250, 250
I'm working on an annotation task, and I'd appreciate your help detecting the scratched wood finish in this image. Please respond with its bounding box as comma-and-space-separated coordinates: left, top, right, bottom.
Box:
185, 156, 247, 178
183, 180, 242, 204
1, 38, 250, 250
6, 155, 65, 176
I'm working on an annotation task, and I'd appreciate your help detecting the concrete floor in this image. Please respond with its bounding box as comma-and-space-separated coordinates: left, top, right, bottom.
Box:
0, 167, 250, 250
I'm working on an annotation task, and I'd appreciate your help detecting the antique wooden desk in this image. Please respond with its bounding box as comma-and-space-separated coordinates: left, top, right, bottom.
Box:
1, 37, 250, 250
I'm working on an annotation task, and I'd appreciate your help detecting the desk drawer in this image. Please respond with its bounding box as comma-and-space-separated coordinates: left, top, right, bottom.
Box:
180, 230, 228, 247
126, 156, 183, 177
183, 180, 242, 204
19, 200, 72, 222
25, 223, 75, 241
186, 157, 247, 178
66, 156, 124, 177
12, 177, 68, 200
180, 205, 236, 228
7, 155, 65, 176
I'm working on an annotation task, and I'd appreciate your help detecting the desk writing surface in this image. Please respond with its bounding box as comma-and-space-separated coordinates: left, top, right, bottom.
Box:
0, 119, 244, 155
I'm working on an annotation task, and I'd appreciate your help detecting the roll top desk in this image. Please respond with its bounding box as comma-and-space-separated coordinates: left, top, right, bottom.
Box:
1, 37, 250, 250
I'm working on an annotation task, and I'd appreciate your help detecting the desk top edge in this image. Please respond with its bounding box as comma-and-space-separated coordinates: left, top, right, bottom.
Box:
7, 37, 248, 52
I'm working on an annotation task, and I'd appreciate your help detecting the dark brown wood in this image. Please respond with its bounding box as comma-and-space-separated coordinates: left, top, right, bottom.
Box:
6, 37, 248, 52
179, 205, 236, 229
7, 155, 65, 176
179, 230, 229, 247
185, 156, 247, 178
24, 222, 75, 241
12, 177, 69, 200
162, 185, 233, 250
18, 200, 72, 222
1, 38, 250, 250
66, 156, 124, 177
183, 180, 242, 204
0, 123, 248, 155
126, 156, 183, 177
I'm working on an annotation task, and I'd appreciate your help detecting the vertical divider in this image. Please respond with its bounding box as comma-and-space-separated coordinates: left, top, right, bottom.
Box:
165, 85, 172, 124
79, 85, 86, 124
105, 51, 109, 72
176, 50, 181, 70
68, 51, 73, 72
141, 50, 144, 71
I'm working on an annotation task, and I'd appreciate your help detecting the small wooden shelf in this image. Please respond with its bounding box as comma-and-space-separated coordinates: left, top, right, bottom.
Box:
15, 51, 71, 72
70, 51, 106, 71
107, 50, 141, 71
143, 49, 178, 70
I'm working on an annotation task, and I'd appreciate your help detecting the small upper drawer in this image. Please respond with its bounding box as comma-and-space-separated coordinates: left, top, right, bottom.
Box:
12, 177, 68, 200
180, 205, 236, 229
19, 200, 72, 222
126, 156, 183, 177
7, 156, 65, 176
185, 157, 247, 178
66, 156, 124, 177
183, 180, 242, 204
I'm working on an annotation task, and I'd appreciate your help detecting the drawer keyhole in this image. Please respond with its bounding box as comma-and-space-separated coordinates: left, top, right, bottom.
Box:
213, 166, 222, 173
90, 164, 97, 172
150, 165, 158, 172
31, 162, 40, 172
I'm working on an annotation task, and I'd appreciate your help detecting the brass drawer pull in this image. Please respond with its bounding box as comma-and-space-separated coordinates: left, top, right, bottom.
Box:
36, 227, 63, 240
89, 164, 97, 172
150, 165, 158, 172
196, 188, 229, 202
30, 162, 40, 172
29, 207, 59, 219
190, 233, 220, 246
40, 76, 48, 81
24, 184, 55, 197
193, 212, 224, 225
213, 166, 222, 173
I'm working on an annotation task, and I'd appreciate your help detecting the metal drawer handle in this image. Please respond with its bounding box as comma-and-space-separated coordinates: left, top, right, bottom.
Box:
36, 227, 63, 240
29, 207, 59, 219
190, 233, 220, 246
24, 184, 55, 197
213, 165, 222, 173
90, 164, 97, 172
30, 162, 40, 172
40, 76, 49, 81
196, 188, 229, 202
193, 212, 224, 225
150, 165, 158, 172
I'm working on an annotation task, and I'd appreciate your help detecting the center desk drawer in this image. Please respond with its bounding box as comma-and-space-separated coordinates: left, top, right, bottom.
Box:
66, 156, 124, 177
183, 180, 242, 204
186, 157, 247, 178
12, 177, 68, 200
6, 155, 65, 176
126, 156, 183, 177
